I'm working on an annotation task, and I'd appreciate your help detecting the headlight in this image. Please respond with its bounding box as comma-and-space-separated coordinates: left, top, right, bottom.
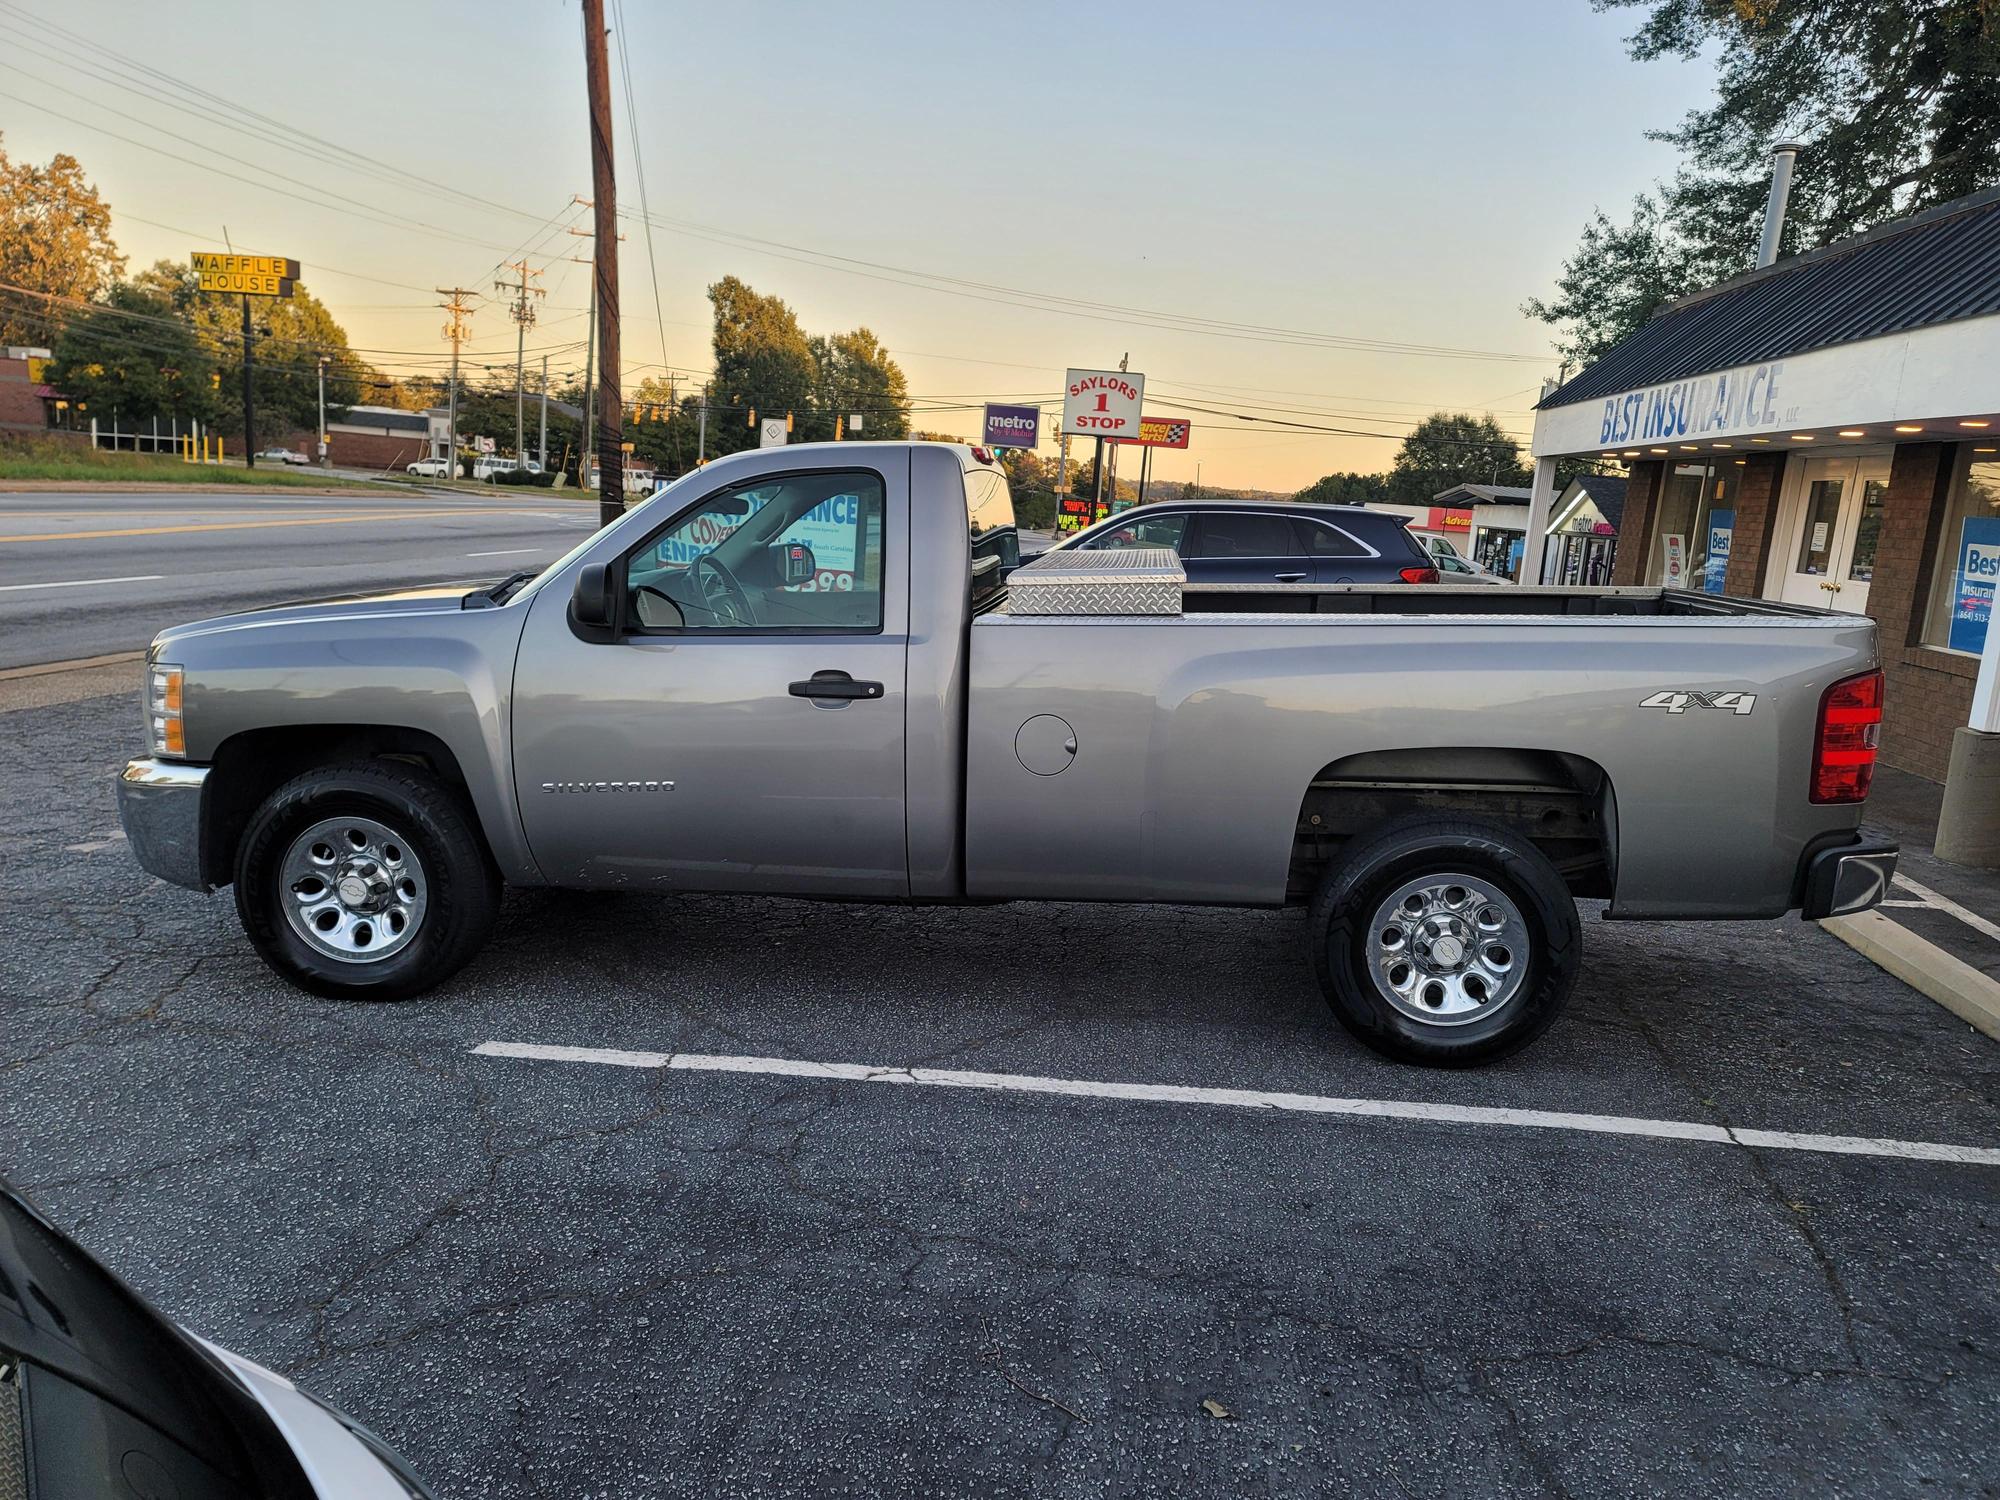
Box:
148, 664, 185, 758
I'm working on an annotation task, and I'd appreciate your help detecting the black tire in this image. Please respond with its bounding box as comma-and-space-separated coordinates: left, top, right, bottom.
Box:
233, 760, 500, 1000
1309, 815, 1580, 1067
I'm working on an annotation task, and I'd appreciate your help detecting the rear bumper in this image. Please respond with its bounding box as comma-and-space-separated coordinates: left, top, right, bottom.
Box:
1800, 838, 1898, 920
117, 757, 211, 891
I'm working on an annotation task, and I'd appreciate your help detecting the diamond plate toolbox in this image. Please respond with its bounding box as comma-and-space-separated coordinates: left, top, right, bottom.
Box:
1005, 546, 1186, 616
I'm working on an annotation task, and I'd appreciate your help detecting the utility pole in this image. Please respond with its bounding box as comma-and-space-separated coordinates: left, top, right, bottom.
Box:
496, 259, 545, 465
316, 354, 328, 468
538, 353, 550, 470
240, 295, 256, 468
581, 0, 623, 526
565, 210, 620, 490
697, 379, 710, 464
437, 288, 476, 480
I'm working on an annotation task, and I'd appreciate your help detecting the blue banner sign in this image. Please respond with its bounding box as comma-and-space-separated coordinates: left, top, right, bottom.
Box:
1703, 508, 1734, 595
1948, 516, 2000, 654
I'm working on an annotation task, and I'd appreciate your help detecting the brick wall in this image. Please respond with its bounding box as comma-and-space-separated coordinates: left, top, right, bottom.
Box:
1610, 460, 1664, 585
0, 355, 47, 433
1723, 452, 1787, 598
280, 427, 428, 471
1865, 442, 1975, 781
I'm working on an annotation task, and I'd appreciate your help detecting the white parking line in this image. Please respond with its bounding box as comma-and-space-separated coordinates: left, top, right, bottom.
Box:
465, 548, 545, 558
1892, 872, 2000, 943
0, 574, 163, 593
472, 1041, 2000, 1168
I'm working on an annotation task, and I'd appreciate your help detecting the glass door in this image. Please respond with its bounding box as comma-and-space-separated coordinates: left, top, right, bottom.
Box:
1775, 454, 1889, 610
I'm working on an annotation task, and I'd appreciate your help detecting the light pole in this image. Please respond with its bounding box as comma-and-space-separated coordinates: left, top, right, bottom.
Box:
316, 355, 328, 468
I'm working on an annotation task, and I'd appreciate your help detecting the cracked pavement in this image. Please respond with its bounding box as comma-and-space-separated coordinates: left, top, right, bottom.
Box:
3, 674, 1999, 1497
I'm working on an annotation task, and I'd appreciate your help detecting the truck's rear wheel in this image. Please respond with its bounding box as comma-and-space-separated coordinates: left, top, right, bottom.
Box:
233, 761, 498, 1000
1309, 816, 1579, 1066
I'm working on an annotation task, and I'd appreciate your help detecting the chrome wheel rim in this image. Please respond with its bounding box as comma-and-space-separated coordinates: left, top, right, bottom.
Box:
1364, 873, 1528, 1027
279, 815, 428, 964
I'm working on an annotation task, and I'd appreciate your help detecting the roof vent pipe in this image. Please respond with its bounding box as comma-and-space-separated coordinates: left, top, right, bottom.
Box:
1757, 141, 1804, 269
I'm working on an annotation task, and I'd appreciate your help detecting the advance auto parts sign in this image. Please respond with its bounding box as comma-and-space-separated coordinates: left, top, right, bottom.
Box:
1062, 368, 1145, 439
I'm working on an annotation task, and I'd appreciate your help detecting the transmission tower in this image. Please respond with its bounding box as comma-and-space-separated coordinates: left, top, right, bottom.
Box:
495, 260, 545, 465
437, 287, 477, 477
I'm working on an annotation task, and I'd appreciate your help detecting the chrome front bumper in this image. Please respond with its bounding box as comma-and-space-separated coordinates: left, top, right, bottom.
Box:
117, 757, 211, 890
1801, 839, 1899, 920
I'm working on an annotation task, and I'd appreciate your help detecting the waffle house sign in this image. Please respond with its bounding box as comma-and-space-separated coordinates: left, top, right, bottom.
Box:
191, 252, 299, 297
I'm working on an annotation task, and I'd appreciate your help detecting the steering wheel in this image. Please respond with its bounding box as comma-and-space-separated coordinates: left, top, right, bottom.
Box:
693, 554, 758, 627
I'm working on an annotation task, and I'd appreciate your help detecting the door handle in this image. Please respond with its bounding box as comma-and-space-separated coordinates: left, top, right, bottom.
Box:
1273, 571, 1307, 582
788, 669, 884, 701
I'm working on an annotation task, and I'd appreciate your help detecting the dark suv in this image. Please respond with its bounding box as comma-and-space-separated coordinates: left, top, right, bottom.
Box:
1045, 501, 1439, 587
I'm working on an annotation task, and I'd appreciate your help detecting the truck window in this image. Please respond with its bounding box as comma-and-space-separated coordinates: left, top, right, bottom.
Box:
965, 467, 1018, 610
625, 471, 886, 632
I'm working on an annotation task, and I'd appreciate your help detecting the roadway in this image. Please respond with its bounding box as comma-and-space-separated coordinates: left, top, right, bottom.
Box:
0, 488, 604, 669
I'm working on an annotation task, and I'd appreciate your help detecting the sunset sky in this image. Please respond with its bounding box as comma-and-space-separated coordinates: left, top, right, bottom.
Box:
0, 0, 1712, 490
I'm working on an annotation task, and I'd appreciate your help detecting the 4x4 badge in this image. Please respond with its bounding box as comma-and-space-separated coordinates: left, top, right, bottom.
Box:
1639, 690, 1756, 716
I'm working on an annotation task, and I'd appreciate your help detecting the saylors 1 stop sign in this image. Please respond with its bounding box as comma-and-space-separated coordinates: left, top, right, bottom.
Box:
1061, 368, 1145, 439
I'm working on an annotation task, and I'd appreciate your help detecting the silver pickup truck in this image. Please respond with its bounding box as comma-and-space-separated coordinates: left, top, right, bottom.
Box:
118, 441, 1896, 1065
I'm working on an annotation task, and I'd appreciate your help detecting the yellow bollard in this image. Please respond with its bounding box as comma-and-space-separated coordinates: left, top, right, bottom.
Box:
217, 437, 225, 465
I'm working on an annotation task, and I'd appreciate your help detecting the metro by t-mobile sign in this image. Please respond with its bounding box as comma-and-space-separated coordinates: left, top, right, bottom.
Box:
982, 403, 1040, 449
1061, 368, 1145, 439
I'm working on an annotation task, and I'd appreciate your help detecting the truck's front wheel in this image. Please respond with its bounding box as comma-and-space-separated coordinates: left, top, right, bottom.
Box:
1310, 816, 1580, 1066
233, 761, 499, 1000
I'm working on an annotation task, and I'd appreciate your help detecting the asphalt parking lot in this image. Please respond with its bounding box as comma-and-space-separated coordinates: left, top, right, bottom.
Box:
5, 671, 1999, 1498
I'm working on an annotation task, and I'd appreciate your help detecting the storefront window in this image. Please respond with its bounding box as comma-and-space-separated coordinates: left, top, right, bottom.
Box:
1649, 462, 1739, 589
1922, 452, 2000, 655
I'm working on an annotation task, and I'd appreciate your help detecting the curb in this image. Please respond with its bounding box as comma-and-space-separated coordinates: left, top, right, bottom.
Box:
0, 651, 145, 681
1821, 909, 2000, 1040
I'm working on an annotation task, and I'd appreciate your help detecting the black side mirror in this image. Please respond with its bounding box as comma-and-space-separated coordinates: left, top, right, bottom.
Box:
778, 541, 817, 587
571, 561, 617, 630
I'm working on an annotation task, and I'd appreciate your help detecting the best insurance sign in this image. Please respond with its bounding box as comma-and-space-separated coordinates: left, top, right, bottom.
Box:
1062, 368, 1145, 439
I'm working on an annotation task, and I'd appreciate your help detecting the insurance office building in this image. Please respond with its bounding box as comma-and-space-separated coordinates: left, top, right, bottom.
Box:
1529, 187, 2000, 793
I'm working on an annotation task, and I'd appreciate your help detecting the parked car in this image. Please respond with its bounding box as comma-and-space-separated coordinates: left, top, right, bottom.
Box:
257, 447, 311, 467
1045, 500, 1441, 587
472, 456, 516, 482
117, 441, 1895, 1066
1433, 549, 1507, 584
405, 457, 452, 479
0, 1180, 436, 1497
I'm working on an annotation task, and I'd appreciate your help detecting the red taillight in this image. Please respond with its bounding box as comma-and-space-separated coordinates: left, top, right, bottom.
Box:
1399, 565, 1440, 584
1811, 669, 1883, 804
969, 445, 995, 464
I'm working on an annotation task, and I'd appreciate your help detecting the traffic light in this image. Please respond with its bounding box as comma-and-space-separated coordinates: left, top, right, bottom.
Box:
747, 407, 757, 428
211, 371, 222, 390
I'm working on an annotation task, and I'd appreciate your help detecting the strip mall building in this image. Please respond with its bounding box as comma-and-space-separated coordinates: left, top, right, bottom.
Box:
1525, 188, 2000, 845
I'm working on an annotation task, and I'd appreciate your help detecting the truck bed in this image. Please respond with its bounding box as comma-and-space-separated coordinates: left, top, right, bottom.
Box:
965, 566, 1876, 921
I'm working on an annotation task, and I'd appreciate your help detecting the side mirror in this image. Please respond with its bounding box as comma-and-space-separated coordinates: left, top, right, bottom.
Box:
571, 561, 617, 630
778, 541, 817, 587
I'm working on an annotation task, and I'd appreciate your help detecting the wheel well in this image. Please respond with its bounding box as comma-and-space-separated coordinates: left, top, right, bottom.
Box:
199, 724, 478, 888
1289, 747, 1616, 902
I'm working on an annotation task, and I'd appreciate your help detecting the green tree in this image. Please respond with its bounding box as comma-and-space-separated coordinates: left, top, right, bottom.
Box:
1530, 0, 2000, 367
0, 134, 124, 346
45, 280, 219, 429
1388, 413, 1527, 503
134, 260, 368, 445
809, 326, 911, 440
1294, 470, 1390, 506
706, 275, 816, 457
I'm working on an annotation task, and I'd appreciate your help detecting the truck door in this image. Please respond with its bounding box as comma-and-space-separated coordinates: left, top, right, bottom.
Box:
511, 463, 910, 896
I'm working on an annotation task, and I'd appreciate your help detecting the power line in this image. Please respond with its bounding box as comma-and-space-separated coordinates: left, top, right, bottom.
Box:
611, 0, 672, 376
0, 10, 1552, 368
